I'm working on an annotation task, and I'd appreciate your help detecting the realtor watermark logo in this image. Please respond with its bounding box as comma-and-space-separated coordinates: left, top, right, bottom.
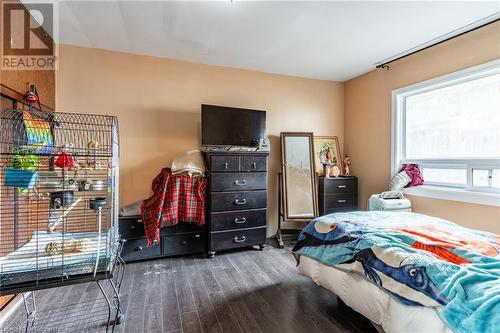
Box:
1, 1, 58, 70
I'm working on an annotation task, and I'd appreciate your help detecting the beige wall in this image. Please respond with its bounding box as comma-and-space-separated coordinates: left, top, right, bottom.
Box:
56, 44, 344, 236
344, 22, 500, 234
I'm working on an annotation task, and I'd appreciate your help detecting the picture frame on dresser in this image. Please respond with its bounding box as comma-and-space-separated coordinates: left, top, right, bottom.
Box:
313, 136, 342, 177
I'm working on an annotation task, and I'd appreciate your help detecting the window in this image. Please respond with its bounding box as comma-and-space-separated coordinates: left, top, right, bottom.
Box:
392, 60, 500, 204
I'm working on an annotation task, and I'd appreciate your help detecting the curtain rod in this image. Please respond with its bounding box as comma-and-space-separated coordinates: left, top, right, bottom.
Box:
375, 14, 500, 69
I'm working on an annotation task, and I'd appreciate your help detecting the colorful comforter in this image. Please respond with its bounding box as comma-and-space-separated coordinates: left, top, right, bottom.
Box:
292, 211, 500, 333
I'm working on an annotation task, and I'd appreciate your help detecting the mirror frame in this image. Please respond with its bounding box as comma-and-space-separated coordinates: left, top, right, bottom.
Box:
280, 132, 318, 221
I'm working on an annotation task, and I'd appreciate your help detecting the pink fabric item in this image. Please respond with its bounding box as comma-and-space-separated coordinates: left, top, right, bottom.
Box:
399, 164, 424, 187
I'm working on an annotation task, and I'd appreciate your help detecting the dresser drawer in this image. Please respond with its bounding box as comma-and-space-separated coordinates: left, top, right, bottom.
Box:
210, 227, 266, 251
161, 223, 204, 235
119, 216, 145, 239
210, 209, 266, 231
320, 177, 358, 194
211, 191, 267, 211
321, 193, 358, 212
210, 155, 239, 172
121, 238, 161, 262
240, 156, 267, 172
211, 172, 266, 192
162, 232, 204, 256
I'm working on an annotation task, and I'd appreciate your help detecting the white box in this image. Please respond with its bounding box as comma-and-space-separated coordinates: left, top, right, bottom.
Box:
368, 194, 412, 212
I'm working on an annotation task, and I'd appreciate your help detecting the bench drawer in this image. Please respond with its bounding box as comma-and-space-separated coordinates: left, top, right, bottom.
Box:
121, 238, 161, 262
119, 216, 145, 239
162, 233, 204, 256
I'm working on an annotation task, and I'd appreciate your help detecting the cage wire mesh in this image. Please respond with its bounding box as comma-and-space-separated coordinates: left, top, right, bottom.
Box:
0, 109, 120, 295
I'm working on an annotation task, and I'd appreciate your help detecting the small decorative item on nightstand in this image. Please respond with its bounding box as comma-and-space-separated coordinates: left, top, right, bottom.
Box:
318, 176, 358, 216
343, 154, 351, 176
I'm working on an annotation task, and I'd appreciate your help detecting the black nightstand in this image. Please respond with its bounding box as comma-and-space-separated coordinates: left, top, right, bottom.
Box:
318, 176, 358, 215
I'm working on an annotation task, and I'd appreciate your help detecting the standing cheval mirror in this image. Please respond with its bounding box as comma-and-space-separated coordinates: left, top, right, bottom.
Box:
280, 132, 318, 220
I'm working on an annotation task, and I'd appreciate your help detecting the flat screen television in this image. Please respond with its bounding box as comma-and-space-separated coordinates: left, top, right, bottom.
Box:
201, 104, 266, 147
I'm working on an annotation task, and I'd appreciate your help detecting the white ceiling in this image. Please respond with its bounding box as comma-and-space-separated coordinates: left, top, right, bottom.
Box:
56, 1, 500, 81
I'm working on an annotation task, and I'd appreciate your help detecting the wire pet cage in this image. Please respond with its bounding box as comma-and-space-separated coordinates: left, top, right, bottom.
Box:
0, 109, 124, 331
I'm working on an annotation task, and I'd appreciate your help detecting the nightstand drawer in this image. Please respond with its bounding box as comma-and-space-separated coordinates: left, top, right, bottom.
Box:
210, 227, 266, 251
210, 155, 239, 172
121, 238, 161, 262
211, 191, 267, 211
321, 177, 357, 194
321, 193, 358, 212
119, 216, 145, 239
162, 233, 203, 256
211, 172, 266, 192
210, 209, 266, 231
240, 156, 267, 172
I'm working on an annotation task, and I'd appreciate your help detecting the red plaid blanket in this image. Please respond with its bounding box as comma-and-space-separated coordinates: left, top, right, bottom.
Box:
141, 168, 206, 245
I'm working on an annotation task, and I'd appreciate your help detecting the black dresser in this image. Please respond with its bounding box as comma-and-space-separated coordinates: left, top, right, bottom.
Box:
318, 176, 358, 215
204, 151, 269, 258
119, 216, 204, 262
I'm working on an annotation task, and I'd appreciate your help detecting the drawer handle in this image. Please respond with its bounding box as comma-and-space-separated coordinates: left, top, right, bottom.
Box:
234, 236, 247, 243
337, 199, 347, 203
134, 246, 143, 252
138, 219, 142, 223
224, 162, 228, 169
195, 234, 201, 238
127, 225, 135, 230
252, 162, 257, 169
234, 179, 247, 185
337, 185, 347, 189
235, 198, 247, 205
234, 217, 247, 224
181, 241, 188, 245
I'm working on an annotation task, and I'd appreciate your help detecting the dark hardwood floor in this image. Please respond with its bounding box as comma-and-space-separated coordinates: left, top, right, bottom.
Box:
3, 243, 376, 333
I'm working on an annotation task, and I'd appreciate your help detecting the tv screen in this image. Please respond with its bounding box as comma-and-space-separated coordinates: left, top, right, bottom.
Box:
201, 104, 266, 147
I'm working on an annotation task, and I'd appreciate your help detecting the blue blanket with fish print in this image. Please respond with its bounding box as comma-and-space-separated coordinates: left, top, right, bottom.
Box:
292, 211, 500, 333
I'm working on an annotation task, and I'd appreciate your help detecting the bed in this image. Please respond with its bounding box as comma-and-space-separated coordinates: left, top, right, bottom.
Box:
292, 211, 500, 333
0, 230, 114, 293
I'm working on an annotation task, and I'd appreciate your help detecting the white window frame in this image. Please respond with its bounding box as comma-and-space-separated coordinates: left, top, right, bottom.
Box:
391, 59, 500, 206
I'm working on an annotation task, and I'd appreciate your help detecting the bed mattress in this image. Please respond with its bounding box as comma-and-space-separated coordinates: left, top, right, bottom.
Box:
0, 231, 113, 290
298, 255, 452, 333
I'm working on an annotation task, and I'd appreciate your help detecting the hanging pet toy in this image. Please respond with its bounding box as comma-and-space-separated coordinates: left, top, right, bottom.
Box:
55, 151, 75, 169
87, 140, 99, 169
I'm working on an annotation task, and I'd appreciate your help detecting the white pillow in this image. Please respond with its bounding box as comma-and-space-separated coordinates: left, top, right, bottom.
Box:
387, 171, 411, 191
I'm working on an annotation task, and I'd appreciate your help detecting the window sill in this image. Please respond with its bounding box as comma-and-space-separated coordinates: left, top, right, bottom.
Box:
402, 185, 500, 207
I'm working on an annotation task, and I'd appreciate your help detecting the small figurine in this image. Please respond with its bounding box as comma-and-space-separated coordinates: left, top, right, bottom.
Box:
324, 148, 333, 178
331, 164, 341, 177
343, 154, 351, 176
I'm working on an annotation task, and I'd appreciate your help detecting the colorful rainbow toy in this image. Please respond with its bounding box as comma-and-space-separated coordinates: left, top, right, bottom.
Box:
22, 111, 54, 154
